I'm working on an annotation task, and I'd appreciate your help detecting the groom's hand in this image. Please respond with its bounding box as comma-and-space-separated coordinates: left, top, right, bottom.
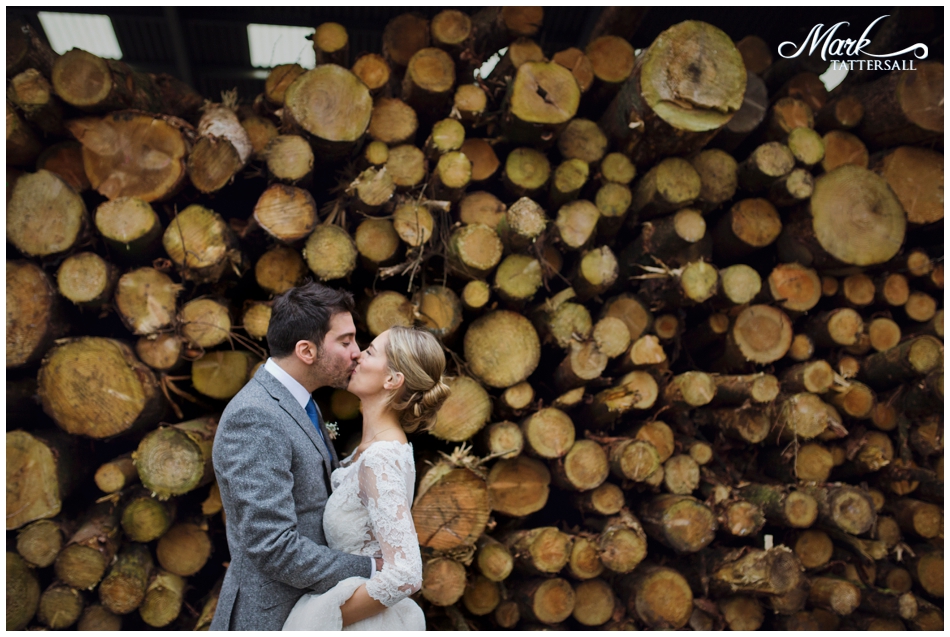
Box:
374, 557, 384, 572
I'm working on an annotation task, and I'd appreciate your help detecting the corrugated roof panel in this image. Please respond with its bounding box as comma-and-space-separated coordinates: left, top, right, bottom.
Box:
111, 15, 172, 64
187, 20, 250, 66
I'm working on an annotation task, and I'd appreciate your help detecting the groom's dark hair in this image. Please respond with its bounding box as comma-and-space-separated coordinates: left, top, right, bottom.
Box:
267, 280, 356, 359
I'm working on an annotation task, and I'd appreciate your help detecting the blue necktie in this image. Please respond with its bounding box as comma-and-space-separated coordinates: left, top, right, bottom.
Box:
305, 398, 330, 453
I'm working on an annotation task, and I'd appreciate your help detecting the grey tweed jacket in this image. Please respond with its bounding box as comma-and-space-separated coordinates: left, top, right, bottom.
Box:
210, 366, 372, 631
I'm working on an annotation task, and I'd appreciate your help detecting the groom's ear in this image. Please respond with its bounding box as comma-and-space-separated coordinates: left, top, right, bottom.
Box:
295, 340, 318, 364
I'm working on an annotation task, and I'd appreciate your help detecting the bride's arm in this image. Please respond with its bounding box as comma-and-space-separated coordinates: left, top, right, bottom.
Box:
340, 446, 422, 626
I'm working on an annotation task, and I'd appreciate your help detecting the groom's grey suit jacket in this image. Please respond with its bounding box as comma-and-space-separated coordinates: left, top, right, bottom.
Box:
210, 366, 372, 631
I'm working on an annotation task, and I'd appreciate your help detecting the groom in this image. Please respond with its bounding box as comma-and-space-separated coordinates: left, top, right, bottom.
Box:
210, 282, 380, 631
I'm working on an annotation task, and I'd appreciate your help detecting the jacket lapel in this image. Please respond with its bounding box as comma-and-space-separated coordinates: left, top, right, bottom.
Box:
254, 368, 334, 479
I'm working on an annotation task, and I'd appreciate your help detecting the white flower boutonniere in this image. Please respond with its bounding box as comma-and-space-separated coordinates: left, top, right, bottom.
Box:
325, 422, 339, 440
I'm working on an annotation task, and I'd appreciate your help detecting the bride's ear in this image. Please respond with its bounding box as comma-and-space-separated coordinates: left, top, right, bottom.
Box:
384, 370, 405, 391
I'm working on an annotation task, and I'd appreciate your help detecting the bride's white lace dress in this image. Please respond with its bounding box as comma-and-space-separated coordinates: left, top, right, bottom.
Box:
282, 440, 425, 631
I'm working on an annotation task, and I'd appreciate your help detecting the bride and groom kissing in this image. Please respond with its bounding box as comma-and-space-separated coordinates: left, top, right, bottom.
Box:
209, 281, 450, 631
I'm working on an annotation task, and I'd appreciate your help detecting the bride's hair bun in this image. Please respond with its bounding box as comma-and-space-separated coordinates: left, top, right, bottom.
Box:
385, 326, 451, 433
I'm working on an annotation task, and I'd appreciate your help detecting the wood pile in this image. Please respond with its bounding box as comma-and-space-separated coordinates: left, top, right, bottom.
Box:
6, 8, 944, 631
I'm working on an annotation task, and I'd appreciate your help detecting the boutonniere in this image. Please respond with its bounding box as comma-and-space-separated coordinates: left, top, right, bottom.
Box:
325, 422, 339, 440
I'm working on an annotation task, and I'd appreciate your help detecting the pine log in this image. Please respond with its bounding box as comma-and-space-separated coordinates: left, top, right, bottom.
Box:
619, 565, 693, 629
454, 84, 488, 124
851, 61, 943, 148
7, 21, 57, 77
501, 61, 580, 145
156, 521, 212, 576
54, 502, 121, 590
241, 301, 272, 341
7, 260, 66, 368
600, 21, 745, 167
391, 199, 433, 247
139, 569, 184, 627
114, 267, 182, 335
592, 316, 631, 359
263, 64, 305, 107
136, 333, 185, 372
36, 581, 84, 629
532, 290, 592, 349
585, 371, 658, 429
820, 129, 869, 172
121, 490, 175, 543
505, 526, 573, 575
412, 459, 490, 550
6, 551, 40, 630
8, 168, 89, 258
402, 47, 455, 117
487, 455, 550, 517
99, 543, 152, 615
448, 223, 503, 280
382, 13, 430, 71
35, 141, 90, 194
179, 297, 231, 349
872, 146, 942, 225
9, 68, 65, 135
710, 373, 780, 405
573, 482, 625, 517
164, 204, 244, 284
551, 47, 594, 94
6, 429, 79, 531
369, 97, 418, 145
495, 381, 534, 419
282, 65, 372, 161
460, 138, 500, 182
767, 97, 814, 141
712, 198, 782, 263
464, 310, 540, 388
663, 371, 716, 409
352, 54, 391, 95
38, 337, 165, 439
717, 304, 793, 369
303, 224, 357, 281
587, 509, 646, 575
421, 557, 466, 607
487, 37, 544, 82
312, 22, 348, 66
363, 290, 414, 337
638, 495, 716, 553
808, 576, 861, 616
475, 535, 514, 582
355, 218, 400, 269
6, 101, 42, 167
516, 577, 575, 625
190, 354, 252, 400
550, 439, 609, 492
16, 518, 67, 569
549, 161, 589, 210
78, 603, 122, 631
786, 126, 825, 167
710, 72, 769, 152
716, 498, 766, 538
859, 335, 943, 389
778, 165, 906, 269
263, 135, 314, 184
628, 157, 701, 222
663, 454, 700, 495
462, 575, 500, 617
94, 197, 164, 262
768, 167, 814, 207
133, 417, 217, 500
241, 114, 278, 159
564, 534, 604, 580
738, 483, 818, 528
708, 546, 803, 596
633, 420, 675, 463
95, 452, 139, 494
67, 111, 192, 201
699, 407, 772, 444
412, 285, 462, 340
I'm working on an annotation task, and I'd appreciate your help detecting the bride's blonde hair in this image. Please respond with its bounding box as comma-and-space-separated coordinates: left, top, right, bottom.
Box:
385, 326, 451, 433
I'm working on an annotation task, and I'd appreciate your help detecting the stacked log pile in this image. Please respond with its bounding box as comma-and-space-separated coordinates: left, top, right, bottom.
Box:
6, 8, 944, 631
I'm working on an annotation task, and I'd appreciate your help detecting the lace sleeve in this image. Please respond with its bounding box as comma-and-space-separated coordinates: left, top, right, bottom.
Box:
358, 443, 423, 607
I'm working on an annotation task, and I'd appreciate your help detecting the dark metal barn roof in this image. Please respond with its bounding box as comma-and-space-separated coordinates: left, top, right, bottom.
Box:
8, 6, 943, 101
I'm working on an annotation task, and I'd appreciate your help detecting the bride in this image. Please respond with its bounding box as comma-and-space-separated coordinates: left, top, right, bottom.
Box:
282, 326, 450, 631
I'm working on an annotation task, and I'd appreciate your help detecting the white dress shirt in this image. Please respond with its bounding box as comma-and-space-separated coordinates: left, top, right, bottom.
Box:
262, 357, 375, 577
